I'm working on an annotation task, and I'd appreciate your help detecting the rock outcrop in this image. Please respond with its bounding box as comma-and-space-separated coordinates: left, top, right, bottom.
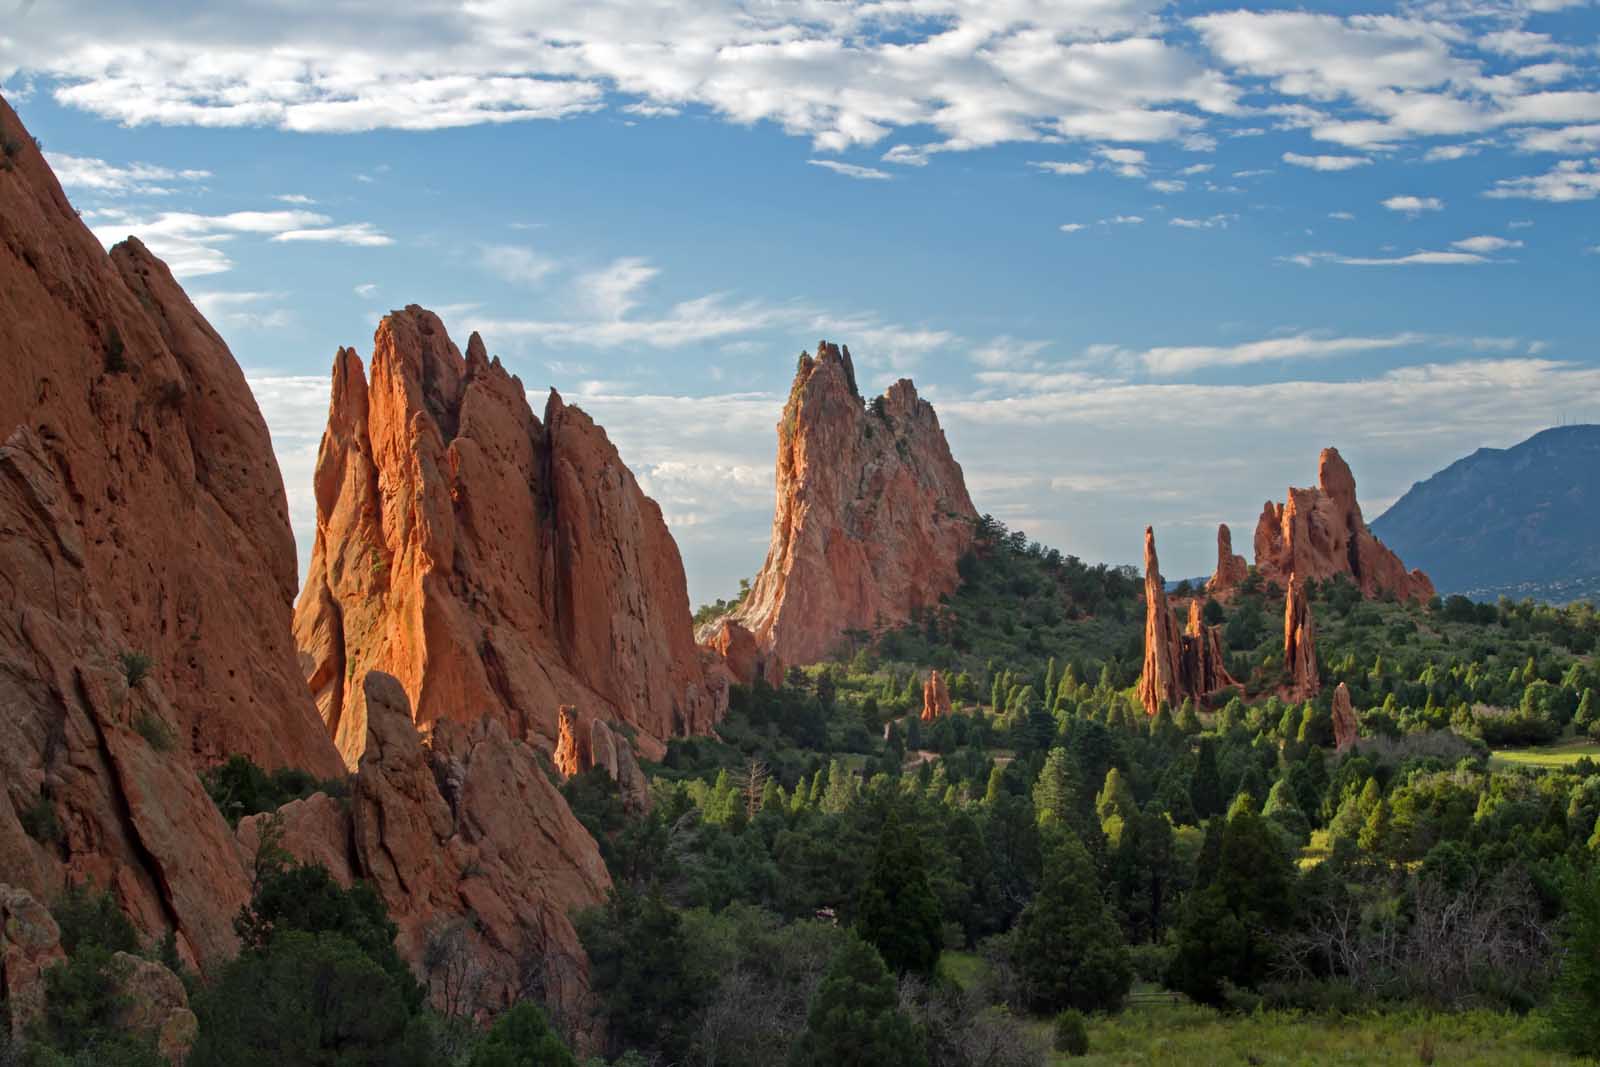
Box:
553, 707, 651, 813
1206, 523, 1250, 597
1253, 448, 1434, 604
1331, 682, 1359, 752
1, 885, 195, 1060
1, 884, 63, 1037
1138, 528, 1237, 715
921, 670, 952, 722
700, 617, 783, 689
293, 309, 722, 767
0, 95, 341, 972
1285, 577, 1319, 699
725, 342, 978, 667
350, 672, 610, 1020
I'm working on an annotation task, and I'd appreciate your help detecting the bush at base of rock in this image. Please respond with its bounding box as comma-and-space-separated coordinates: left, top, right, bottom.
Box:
1052, 1010, 1089, 1056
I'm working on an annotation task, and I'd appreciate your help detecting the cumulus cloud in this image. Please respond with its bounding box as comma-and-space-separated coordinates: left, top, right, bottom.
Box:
1382, 194, 1445, 214
1170, 214, 1235, 228
1486, 158, 1600, 201
1030, 161, 1094, 175
1283, 152, 1371, 171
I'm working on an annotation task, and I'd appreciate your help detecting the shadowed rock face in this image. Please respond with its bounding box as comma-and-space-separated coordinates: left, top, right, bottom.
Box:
1137, 528, 1237, 716
0, 94, 340, 971
1249, 448, 1434, 604
1285, 577, 1319, 700
293, 308, 722, 767
1331, 682, 1359, 752
700, 617, 783, 689
729, 341, 978, 668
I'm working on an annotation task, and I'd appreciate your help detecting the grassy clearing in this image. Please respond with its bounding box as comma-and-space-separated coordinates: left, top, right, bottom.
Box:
1489, 738, 1600, 770
1043, 1004, 1575, 1066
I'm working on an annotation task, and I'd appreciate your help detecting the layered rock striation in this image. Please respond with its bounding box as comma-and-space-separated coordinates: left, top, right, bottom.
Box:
1211, 447, 1433, 603
1138, 528, 1237, 715
293, 309, 722, 767
725, 342, 978, 668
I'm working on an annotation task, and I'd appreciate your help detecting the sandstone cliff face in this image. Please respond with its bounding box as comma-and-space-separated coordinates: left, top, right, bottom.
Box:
351, 673, 609, 1020
1137, 528, 1237, 715
1253, 448, 1434, 604
1, 884, 63, 1037
1285, 577, 1319, 700
1206, 523, 1250, 597
293, 309, 721, 767
921, 670, 952, 722
727, 342, 978, 668
1331, 682, 1359, 752
0, 96, 341, 971
700, 617, 783, 689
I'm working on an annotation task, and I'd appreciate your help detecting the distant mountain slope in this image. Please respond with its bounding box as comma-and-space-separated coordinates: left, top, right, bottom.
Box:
1372, 425, 1600, 601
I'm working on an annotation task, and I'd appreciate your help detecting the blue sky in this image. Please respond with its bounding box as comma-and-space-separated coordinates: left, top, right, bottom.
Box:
3, 0, 1598, 603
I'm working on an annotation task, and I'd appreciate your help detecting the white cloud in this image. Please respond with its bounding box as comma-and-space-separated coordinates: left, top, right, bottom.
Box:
482, 244, 558, 286
1515, 125, 1600, 154
275, 193, 316, 204
1287, 249, 1494, 266
1486, 158, 1600, 201
578, 257, 659, 320
1106, 214, 1145, 225
1451, 235, 1523, 252
1170, 214, 1235, 229
1328, 211, 1356, 220
1179, 163, 1214, 176
44, 152, 210, 195
1382, 194, 1445, 214
1149, 179, 1186, 193
970, 337, 1050, 369
1059, 223, 1087, 233
1030, 161, 1094, 175
1097, 146, 1148, 177
1423, 143, 1480, 162
1282, 152, 1371, 171
807, 159, 892, 181
192, 290, 291, 329
1113, 331, 1425, 375
271, 222, 393, 245
354, 282, 378, 297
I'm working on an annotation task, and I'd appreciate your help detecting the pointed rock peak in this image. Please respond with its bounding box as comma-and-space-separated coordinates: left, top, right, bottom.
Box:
1207, 522, 1249, 597
1332, 681, 1359, 752
1186, 598, 1203, 635
1252, 447, 1433, 604
724, 338, 978, 667
295, 311, 721, 767
545, 386, 566, 421
1143, 526, 1160, 576
921, 670, 952, 722
1139, 526, 1236, 715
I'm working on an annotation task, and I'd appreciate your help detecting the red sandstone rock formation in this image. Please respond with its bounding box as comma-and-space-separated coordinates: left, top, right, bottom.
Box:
1331, 682, 1359, 752
553, 707, 651, 813
1206, 523, 1250, 597
725, 341, 978, 668
1285, 577, 1319, 699
700, 617, 784, 689
350, 672, 609, 1020
0, 95, 342, 971
1, 884, 64, 1038
1138, 529, 1238, 715
921, 670, 953, 722
554, 705, 584, 779
293, 308, 722, 767
1253, 448, 1434, 604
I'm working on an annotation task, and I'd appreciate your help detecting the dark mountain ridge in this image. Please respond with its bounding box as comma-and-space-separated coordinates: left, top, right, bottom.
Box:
1372, 425, 1600, 602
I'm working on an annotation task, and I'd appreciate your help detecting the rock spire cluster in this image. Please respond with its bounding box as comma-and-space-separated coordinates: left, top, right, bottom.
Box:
1137, 529, 1237, 716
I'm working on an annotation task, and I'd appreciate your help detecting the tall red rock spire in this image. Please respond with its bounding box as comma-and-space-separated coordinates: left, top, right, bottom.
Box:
727, 341, 978, 667
293, 307, 725, 767
1285, 576, 1319, 699
1138, 528, 1238, 715
1207, 523, 1250, 596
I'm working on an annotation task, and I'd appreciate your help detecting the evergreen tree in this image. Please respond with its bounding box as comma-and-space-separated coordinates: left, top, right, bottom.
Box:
1010, 831, 1132, 1014
856, 809, 944, 975
1033, 747, 1081, 829
789, 935, 927, 1067
1094, 767, 1138, 829
1190, 739, 1223, 819
467, 1003, 577, 1067
1552, 864, 1600, 1056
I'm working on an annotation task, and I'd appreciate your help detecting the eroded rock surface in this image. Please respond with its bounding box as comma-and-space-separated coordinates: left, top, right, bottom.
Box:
700, 617, 783, 689
1331, 682, 1359, 752
1253, 448, 1434, 604
0, 96, 337, 972
921, 670, 952, 722
1206, 523, 1250, 597
1285, 577, 1319, 700
725, 342, 978, 668
293, 309, 720, 767
1138, 528, 1237, 715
